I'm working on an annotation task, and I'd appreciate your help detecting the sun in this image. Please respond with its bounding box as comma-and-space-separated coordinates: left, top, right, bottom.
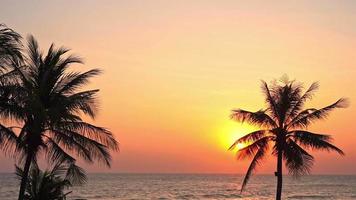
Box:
217, 121, 257, 151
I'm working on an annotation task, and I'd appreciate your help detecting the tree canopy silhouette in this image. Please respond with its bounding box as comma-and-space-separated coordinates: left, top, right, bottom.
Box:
0, 35, 118, 200
16, 163, 85, 200
229, 77, 346, 200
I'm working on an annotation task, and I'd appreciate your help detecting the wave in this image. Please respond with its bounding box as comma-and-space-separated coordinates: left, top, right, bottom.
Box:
295, 184, 348, 187
201, 193, 242, 198
288, 195, 334, 199
176, 194, 197, 199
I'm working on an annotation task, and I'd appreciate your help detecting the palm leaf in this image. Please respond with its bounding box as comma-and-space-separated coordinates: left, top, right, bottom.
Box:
56, 69, 101, 95
229, 130, 267, 150
286, 82, 319, 122
231, 109, 277, 128
234, 136, 271, 160
283, 139, 314, 177
0, 24, 22, 65
289, 130, 344, 155
65, 162, 87, 185
260, 80, 279, 121
239, 137, 269, 192
288, 98, 348, 128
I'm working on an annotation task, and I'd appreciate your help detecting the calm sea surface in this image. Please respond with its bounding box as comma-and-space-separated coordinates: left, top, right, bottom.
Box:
1, 173, 356, 200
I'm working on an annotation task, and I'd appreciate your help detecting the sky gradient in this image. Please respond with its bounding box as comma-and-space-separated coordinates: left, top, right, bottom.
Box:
1, 0, 356, 174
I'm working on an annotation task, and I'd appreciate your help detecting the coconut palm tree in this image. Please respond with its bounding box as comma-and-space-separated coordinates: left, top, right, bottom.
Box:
16, 163, 85, 200
229, 78, 346, 200
0, 24, 23, 155
3, 36, 119, 200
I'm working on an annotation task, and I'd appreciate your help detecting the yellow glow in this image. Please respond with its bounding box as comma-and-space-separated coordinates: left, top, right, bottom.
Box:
5, 1, 355, 174
236, 142, 248, 150
217, 121, 258, 151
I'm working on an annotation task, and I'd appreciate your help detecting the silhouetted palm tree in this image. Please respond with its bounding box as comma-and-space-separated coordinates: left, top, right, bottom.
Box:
0, 24, 23, 154
16, 163, 85, 200
2, 36, 119, 200
229, 78, 346, 200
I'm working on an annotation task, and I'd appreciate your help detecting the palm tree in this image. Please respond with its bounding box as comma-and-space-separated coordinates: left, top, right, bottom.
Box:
229, 78, 346, 200
0, 24, 23, 155
2, 36, 119, 200
16, 163, 85, 200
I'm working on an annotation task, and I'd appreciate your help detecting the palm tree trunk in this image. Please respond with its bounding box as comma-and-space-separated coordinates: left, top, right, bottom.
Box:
18, 153, 32, 200
275, 149, 283, 200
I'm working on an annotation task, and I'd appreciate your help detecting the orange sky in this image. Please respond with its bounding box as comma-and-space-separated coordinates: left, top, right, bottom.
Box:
1, 0, 356, 174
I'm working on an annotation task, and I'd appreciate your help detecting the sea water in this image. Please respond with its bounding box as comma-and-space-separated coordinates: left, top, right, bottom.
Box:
1, 173, 356, 199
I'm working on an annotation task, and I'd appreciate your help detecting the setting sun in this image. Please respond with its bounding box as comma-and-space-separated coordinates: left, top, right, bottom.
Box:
217, 120, 257, 150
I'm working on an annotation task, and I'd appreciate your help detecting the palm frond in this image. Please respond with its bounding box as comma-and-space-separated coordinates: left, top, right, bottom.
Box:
56, 121, 118, 151
289, 130, 344, 155
231, 109, 277, 128
49, 127, 116, 167
0, 124, 19, 155
66, 89, 99, 118
0, 24, 22, 65
50, 162, 69, 177
55, 69, 101, 95
239, 138, 269, 192
15, 164, 24, 180
26, 35, 42, 70
48, 130, 94, 164
283, 139, 314, 177
45, 138, 76, 164
234, 136, 272, 160
273, 82, 300, 124
229, 130, 267, 150
65, 162, 87, 185
286, 82, 319, 122
48, 89, 99, 120
260, 80, 279, 121
288, 98, 348, 128
16, 163, 76, 200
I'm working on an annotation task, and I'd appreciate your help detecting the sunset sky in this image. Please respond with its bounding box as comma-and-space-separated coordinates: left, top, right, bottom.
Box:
1, 0, 356, 174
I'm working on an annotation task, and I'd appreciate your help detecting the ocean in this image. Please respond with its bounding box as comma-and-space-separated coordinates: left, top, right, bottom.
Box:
1, 173, 356, 199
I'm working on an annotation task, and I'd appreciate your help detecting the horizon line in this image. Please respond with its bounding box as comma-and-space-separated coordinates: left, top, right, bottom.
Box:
1, 172, 355, 176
